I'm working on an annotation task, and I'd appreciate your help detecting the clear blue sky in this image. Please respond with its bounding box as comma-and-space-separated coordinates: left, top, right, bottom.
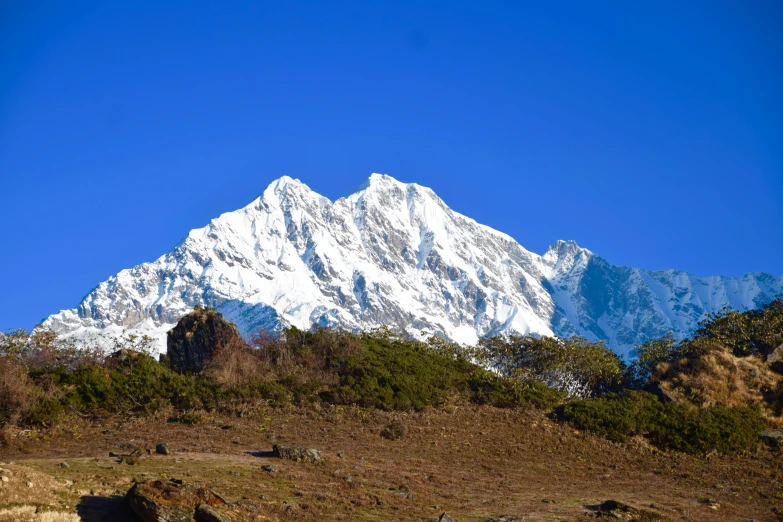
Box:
1, 1, 781, 331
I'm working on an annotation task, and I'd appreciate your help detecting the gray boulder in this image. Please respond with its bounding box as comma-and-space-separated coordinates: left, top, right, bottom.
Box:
272, 444, 323, 462
760, 430, 783, 447
766, 344, 783, 373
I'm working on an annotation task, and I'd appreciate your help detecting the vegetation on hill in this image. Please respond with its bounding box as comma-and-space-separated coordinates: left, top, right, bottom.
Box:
1, 296, 781, 455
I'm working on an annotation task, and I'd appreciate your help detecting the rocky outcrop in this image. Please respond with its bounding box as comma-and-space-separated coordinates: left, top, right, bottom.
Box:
126, 479, 262, 522
166, 307, 243, 373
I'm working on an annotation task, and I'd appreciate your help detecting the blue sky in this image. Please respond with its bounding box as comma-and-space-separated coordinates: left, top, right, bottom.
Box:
1, 1, 781, 331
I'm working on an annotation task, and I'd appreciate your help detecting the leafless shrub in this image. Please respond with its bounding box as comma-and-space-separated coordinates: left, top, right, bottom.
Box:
204, 337, 266, 387
0, 356, 37, 426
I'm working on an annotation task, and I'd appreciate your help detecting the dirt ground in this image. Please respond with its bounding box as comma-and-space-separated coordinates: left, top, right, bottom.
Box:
1, 403, 781, 521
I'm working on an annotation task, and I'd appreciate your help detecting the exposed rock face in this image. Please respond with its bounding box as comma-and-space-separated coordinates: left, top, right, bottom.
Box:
166, 307, 243, 373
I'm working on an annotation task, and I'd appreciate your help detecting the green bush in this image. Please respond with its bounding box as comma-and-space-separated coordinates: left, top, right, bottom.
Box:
476, 335, 625, 398
470, 373, 565, 409
321, 335, 474, 410
692, 296, 783, 356
559, 391, 766, 454
26, 353, 222, 424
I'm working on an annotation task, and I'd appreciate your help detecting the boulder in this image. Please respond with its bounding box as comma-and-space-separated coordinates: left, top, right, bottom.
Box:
643, 381, 676, 404
766, 344, 783, 373
438, 513, 457, 522
126, 479, 232, 522
125, 481, 195, 522
167, 307, 243, 373
195, 504, 232, 522
272, 444, 322, 462
592, 500, 664, 520
156, 443, 171, 455
760, 430, 783, 447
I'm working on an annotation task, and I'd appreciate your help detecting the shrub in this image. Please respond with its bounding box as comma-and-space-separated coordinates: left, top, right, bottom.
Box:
476, 335, 625, 398
0, 357, 38, 425
4, 324, 570, 427
380, 421, 404, 440
204, 338, 267, 388
470, 373, 566, 409
692, 297, 783, 357
559, 391, 766, 454
25, 352, 222, 424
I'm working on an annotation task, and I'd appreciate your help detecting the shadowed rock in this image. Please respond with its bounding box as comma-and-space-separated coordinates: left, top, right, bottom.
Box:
166, 307, 243, 374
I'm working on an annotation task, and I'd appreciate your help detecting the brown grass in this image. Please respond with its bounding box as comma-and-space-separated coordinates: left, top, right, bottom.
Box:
0, 358, 37, 426
4, 403, 783, 521
205, 328, 363, 390
656, 344, 782, 420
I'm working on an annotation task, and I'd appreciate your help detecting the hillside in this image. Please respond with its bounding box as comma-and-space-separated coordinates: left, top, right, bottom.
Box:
3, 299, 783, 520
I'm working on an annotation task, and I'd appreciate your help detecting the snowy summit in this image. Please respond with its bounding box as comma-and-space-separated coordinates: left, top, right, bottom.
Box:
43, 174, 783, 357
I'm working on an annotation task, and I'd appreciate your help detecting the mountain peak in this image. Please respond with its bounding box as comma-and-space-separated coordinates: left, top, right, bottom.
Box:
348, 172, 404, 194
547, 239, 584, 256
41, 174, 783, 358
268, 175, 303, 192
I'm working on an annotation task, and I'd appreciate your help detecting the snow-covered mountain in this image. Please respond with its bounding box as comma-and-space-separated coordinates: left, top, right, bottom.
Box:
43, 174, 783, 358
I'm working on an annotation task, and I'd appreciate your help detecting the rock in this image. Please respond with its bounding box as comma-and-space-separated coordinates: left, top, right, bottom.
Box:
594, 500, 664, 520
25, 481, 33, 488
121, 448, 144, 465
195, 504, 232, 522
439, 513, 457, 522
1, 476, 8, 483
766, 344, 783, 373
59, 462, 70, 468
156, 443, 171, 455
760, 430, 783, 446
389, 485, 411, 499
126, 479, 227, 522
644, 381, 676, 404
272, 444, 322, 462
166, 307, 244, 374
261, 465, 278, 473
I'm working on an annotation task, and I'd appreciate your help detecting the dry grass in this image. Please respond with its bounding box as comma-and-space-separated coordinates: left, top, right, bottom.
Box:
0, 358, 37, 426
204, 338, 268, 387
0, 506, 79, 522
656, 344, 782, 419
3, 403, 783, 521
205, 328, 363, 390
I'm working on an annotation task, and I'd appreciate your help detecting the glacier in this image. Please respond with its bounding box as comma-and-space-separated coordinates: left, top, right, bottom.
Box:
42, 174, 783, 358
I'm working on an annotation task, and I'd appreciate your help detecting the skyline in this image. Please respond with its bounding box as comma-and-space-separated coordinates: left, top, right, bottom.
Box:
1, 1, 782, 331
